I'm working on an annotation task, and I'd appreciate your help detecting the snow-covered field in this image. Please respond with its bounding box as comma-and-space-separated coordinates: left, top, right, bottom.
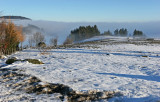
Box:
0, 43, 160, 102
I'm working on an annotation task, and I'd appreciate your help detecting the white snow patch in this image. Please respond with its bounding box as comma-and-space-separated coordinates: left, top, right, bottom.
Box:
0, 44, 160, 101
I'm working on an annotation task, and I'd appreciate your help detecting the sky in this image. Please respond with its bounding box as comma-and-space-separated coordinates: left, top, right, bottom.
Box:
0, 0, 160, 22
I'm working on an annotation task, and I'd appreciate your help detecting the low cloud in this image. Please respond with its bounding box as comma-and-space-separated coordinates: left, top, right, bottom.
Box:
14, 20, 160, 45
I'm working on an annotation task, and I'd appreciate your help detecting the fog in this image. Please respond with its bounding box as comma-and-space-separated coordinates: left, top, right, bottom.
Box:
14, 20, 160, 45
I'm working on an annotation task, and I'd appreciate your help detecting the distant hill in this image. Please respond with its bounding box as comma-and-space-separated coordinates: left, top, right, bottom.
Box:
23, 24, 44, 35
0, 16, 31, 20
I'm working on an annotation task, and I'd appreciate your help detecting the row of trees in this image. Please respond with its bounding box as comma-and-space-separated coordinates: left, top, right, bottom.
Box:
133, 29, 144, 37
67, 25, 144, 42
102, 28, 144, 37
114, 28, 128, 36
0, 19, 25, 55
68, 25, 100, 42
28, 32, 58, 48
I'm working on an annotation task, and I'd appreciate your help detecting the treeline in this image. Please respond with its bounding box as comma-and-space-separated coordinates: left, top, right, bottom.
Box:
102, 28, 144, 37
68, 25, 145, 42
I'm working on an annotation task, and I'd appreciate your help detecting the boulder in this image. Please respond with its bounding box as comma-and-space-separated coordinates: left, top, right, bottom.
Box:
6, 58, 19, 64
25, 59, 44, 64
0, 55, 7, 59
6, 58, 44, 64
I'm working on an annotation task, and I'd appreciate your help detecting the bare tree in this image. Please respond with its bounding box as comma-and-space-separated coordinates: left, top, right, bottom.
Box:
50, 37, 58, 47
33, 32, 45, 47
28, 35, 34, 47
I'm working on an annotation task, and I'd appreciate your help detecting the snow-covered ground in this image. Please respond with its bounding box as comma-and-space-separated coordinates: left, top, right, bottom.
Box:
81, 36, 130, 43
0, 43, 160, 102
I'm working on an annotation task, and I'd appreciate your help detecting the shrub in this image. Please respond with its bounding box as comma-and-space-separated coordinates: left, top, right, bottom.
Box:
0, 19, 25, 55
38, 42, 46, 48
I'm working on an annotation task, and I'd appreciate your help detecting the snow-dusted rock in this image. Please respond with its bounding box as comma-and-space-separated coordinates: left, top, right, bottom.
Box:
0, 55, 7, 59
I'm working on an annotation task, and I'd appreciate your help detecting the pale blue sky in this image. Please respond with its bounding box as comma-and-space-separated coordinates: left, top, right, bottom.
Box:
1, 0, 160, 22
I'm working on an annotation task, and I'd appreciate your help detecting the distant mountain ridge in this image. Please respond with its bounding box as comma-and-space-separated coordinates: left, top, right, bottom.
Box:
0, 16, 31, 20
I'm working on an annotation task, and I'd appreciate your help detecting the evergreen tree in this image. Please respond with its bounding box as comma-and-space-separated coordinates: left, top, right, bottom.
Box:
119, 28, 128, 36
69, 25, 100, 42
114, 29, 119, 36
114, 28, 128, 36
133, 29, 143, 37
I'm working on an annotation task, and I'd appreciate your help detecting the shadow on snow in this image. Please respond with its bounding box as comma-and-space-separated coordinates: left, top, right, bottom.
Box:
96, 72, 160, 82
23, 49, 160, 58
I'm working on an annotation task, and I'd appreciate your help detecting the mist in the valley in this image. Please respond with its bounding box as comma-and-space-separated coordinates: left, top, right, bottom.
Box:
14, 20, 160, 45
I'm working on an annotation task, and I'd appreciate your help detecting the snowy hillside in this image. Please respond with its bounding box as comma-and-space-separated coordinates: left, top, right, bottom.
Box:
0, 41, 160, 101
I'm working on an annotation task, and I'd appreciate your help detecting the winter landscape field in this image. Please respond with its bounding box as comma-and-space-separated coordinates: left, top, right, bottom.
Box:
1, 0, 160, 102
0, 37, 160, 102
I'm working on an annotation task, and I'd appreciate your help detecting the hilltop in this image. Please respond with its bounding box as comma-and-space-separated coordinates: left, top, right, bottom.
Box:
0, 16, 31, 20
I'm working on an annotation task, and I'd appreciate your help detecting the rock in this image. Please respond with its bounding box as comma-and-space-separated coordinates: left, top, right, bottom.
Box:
67, 90, 119, 102
27, 76, 41, 84
3, 78, 10, 82
25, 85, 43, 94
6, 58, 44, 64
0, 55, 7, 59
0, 68, 121, 101
6, 58, 18, 64
13, 83, 23, 87
42, 87, 53, 94
6, 84, 12, 87
25, 59, 44, 64
10, 57, 18, 60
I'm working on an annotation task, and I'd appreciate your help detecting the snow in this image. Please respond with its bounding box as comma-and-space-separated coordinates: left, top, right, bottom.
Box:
80, 36, 130, 43
0, 43, 160, 101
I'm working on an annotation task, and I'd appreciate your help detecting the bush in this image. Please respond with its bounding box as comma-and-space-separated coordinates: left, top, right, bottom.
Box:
0, 20, 25, 55
38, 42, 46, 48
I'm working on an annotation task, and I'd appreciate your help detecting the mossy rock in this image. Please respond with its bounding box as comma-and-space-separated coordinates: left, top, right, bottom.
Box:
6, 59, 19, 64
6, 57, 19, 64
6, 58, 44, 64
25, 59, 44, 64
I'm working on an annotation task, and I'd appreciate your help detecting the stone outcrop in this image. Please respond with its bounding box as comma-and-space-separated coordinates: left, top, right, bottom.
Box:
0, 68, 122, 101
